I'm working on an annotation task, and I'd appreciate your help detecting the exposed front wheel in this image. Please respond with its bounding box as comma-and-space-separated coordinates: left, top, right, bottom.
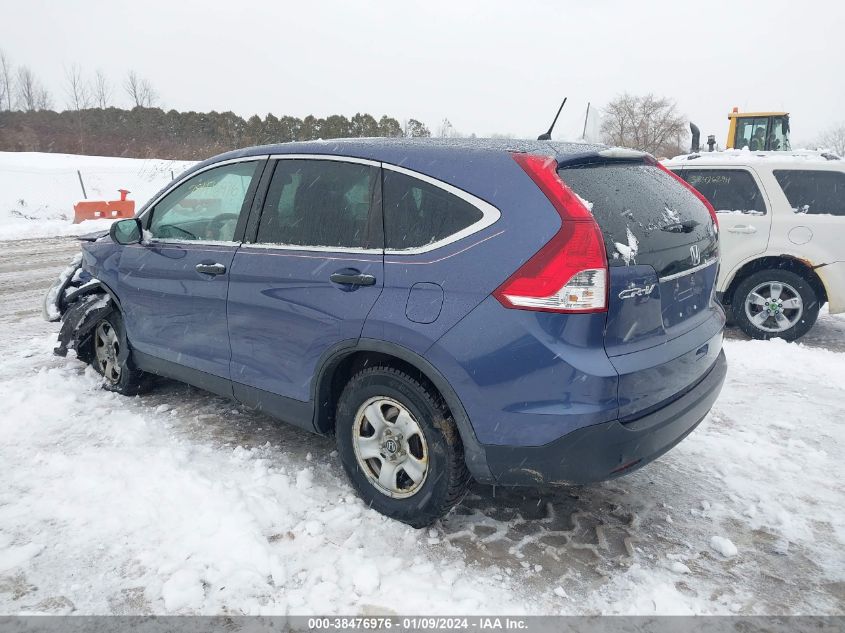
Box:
335, 367, 470, 527
732, 269, 819, 341
90, 312, 153, 395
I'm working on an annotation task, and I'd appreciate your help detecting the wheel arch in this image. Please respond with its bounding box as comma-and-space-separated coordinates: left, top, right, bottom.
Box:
311, 338, 493, 483
722, 254, 828, 307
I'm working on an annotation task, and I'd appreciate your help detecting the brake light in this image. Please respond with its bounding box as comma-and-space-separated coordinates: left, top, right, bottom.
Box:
656, 161, 719, 231
493, 154, 608, 313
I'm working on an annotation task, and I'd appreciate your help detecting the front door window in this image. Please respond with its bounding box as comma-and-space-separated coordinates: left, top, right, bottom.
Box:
149, 161, 260, 242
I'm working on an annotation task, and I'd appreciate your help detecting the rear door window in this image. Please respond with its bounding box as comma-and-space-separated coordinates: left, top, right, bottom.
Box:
678, 169, 766, 215
382, 170, 483, 250
255, 159, 381, 249
773, 170, 845, 216
559, 162, 717, 278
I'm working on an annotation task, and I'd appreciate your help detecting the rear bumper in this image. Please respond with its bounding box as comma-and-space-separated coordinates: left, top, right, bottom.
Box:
484, 349, 727, 486
817, 261, 845, 314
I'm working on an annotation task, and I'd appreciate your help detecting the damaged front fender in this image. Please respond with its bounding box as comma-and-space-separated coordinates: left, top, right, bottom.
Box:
54, 293, 116, 359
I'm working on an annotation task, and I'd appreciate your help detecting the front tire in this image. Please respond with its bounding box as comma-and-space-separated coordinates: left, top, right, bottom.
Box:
732, 269, 819, 341
335, 366, 470, 527
91, 311, 153, 396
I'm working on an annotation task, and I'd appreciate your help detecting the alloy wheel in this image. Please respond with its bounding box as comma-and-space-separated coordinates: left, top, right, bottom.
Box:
744, 281, 804, 333
94, 321, 122, 383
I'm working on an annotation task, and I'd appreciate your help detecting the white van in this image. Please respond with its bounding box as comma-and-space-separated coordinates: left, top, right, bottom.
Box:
665, 150, 845, 340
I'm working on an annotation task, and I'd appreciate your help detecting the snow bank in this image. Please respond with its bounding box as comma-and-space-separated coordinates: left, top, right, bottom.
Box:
0, 152, 194, 241
0, 335, 528, 615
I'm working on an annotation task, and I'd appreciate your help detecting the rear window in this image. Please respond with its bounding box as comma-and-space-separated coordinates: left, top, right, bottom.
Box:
773, 170, 845, 216
559, 162, 717, 277
678, 169, 766, 215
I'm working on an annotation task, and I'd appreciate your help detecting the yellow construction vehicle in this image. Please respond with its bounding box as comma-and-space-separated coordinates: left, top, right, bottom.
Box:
726, 107, 791, 151
690, 108, 791, 153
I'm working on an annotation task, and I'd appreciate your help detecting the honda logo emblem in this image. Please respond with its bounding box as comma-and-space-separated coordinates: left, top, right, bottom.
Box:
690, 244, 701, 266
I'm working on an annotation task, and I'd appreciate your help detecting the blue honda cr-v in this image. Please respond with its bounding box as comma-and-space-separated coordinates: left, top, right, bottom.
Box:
49, 139, 727, 527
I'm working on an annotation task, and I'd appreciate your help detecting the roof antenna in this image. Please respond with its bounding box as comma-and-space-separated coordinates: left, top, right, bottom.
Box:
537, 97, 567, 140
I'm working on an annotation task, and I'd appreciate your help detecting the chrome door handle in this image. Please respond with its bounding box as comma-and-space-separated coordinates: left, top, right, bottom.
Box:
727, 225, 757, 234
195, 263, 226, 275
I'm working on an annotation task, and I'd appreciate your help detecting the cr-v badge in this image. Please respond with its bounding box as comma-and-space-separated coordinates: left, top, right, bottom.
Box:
619, 283, 656, 300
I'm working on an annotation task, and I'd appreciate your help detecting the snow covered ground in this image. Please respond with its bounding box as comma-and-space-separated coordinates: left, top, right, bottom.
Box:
0, 152, 194, 241
0, 237, 843, 616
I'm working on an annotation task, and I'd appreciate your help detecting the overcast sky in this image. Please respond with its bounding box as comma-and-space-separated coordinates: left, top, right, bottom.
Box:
2, 0, 843, 146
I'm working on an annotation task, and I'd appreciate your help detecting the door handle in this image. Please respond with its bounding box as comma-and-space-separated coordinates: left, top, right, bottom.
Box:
727, 225, 757, 234
330, 269, 376, 286
195, 263, 227, 276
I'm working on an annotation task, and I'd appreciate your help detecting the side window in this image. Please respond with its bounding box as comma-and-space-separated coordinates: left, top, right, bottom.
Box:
679, 169, 766, 215
256, 159, 379, 249
773, 170, 845, 216
383, 170, 483, 250
149, 161, 259, 241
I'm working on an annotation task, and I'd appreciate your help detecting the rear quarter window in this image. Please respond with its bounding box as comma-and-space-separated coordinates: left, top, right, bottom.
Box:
382, 170, 483, 250
677, 169, 766, 215
773, 170, 845, 216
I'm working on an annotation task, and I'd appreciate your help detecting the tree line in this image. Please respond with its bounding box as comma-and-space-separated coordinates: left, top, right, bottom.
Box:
0, 107, 434, 159
0, 50, 431, 159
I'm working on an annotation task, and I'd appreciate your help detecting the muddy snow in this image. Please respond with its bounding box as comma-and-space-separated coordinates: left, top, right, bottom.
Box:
0, 237, 843, 616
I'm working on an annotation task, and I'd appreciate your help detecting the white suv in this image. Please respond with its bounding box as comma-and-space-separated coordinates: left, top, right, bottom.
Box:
665, 150, 845, 341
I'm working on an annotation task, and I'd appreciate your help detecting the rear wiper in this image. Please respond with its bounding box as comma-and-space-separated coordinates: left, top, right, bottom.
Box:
661, 220, 699, 234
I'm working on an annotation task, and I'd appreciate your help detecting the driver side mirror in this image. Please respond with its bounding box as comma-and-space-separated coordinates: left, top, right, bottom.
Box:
110, 218, 142, 245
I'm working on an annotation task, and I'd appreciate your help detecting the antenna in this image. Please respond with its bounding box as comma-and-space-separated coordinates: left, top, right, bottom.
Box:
581, 102, 591, 139
537, 97, 567, 140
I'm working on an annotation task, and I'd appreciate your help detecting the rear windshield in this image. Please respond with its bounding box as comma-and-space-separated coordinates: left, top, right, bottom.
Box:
558, 162, 717, 278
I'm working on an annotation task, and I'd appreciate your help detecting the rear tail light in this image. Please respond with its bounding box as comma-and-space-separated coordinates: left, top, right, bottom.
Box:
493, 154, 608, 313
655, 161, 719, 231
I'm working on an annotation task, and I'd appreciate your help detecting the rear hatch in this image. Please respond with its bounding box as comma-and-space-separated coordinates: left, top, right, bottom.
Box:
558, 157, 723, 418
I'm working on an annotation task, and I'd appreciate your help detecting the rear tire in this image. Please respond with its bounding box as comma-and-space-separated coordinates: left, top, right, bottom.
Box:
335, 366, 470, 527
732, 269, 819, 341
90, 311, 153, 396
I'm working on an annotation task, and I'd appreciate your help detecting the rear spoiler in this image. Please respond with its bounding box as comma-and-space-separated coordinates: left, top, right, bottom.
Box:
556, 147, 653, 168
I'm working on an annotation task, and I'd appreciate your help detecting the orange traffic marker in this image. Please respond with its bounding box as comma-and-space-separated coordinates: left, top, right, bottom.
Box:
73, 189, 135, 224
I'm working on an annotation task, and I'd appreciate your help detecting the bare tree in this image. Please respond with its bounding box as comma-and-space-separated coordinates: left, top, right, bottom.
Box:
64, 64, 92, 152
16, 66, 51, 111
600, 93, 688, 157
124, 69, 158, 108
437, 118, 453, 138
818, 122, 845, 157
0, 50, 14, 111
65, 63, 91, 110
93, 69, 111, 108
